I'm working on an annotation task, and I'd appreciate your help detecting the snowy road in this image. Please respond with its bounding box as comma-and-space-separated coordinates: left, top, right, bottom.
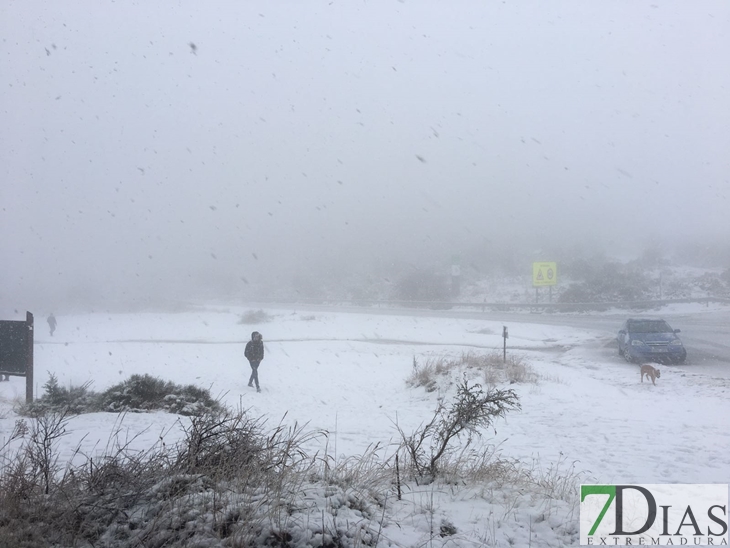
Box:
261, 302, 730, 378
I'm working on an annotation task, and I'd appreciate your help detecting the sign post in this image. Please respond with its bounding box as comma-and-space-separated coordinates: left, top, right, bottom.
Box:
502, 326, 508, 363
26, 312, 34, 403
532, 262, 557, 303
451, 254, 461, 297
0, 312, 34, 403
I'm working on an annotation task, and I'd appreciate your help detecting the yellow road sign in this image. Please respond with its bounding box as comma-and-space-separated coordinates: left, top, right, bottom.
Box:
533, 262, 557, 287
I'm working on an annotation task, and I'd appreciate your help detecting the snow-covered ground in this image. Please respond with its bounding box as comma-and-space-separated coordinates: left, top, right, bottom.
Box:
1, 305, 728, 546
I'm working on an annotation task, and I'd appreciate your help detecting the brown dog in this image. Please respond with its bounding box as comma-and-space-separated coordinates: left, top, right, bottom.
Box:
640, 364, 661, 385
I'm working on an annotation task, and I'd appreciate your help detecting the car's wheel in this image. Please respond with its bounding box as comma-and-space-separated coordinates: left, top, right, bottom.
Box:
624, 350, 634, 363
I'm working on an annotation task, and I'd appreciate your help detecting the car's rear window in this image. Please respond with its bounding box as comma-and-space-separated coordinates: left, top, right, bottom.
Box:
629, 320, 673, 333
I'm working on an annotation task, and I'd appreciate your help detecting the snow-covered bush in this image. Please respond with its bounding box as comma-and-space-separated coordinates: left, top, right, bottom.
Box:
19, 374, 221, 417
239, 309, 274, 324
20, 373, 97, 416
558, 262, 651, 303
392, 269, 450, 303
98, 374, 221, 415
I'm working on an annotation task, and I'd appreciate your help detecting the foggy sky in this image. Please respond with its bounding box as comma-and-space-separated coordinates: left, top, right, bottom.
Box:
2, 1, 729, 310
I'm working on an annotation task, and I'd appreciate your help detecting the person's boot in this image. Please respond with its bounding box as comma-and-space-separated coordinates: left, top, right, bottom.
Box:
256, 387, 261, 393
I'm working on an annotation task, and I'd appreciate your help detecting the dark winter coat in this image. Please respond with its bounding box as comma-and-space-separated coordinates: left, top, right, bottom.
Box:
244, 332, 264, 363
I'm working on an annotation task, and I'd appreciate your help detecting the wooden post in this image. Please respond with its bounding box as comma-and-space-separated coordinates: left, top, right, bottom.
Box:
503, 326, 508, 363
26, 311, 33, 404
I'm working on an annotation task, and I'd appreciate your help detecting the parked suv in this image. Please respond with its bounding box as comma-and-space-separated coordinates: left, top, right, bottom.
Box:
617, 318, 687, 364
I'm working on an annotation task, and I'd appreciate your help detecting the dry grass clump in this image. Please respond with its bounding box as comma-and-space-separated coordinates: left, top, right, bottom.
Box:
322, 442, 393, 494
461, 351, 538, 385
406, 356, 460, 391
476, 451, 585, 523
407, 351, 538, 393
522, 453, 583, 504
466, 351, 534, 385
423, 440, 519, 486
435, 448, 585, 535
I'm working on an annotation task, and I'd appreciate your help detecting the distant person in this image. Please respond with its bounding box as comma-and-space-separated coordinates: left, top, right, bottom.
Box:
47, 313, 57, 336
1, 374, 8, 382
244, 331, 265, 393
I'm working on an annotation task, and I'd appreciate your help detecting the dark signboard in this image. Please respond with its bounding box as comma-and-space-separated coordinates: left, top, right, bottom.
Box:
0, 315, 32, 376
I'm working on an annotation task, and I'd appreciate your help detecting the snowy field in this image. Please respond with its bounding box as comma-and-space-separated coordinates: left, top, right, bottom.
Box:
1, 305, 729, 546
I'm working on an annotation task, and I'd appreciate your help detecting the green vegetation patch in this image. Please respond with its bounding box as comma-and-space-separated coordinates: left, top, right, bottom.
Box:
20, 373, 221, 417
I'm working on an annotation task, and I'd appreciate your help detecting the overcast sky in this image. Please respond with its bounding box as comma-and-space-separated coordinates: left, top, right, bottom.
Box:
2, 1, 729, 309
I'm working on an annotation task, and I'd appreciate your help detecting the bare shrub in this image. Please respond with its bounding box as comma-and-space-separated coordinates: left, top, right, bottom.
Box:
397, 377, 520, 483
0, 407, 326, 547
175, 407, 265, 478
0, 447, 42, 528
26, 410, 70, 495
1, 413, 169, 545
55, 427, 173, 545
0, 419, 28, 451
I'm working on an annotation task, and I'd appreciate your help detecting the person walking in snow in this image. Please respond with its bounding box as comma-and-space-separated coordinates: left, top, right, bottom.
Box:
47, 313, 57, 337
244, 331, 265, 392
